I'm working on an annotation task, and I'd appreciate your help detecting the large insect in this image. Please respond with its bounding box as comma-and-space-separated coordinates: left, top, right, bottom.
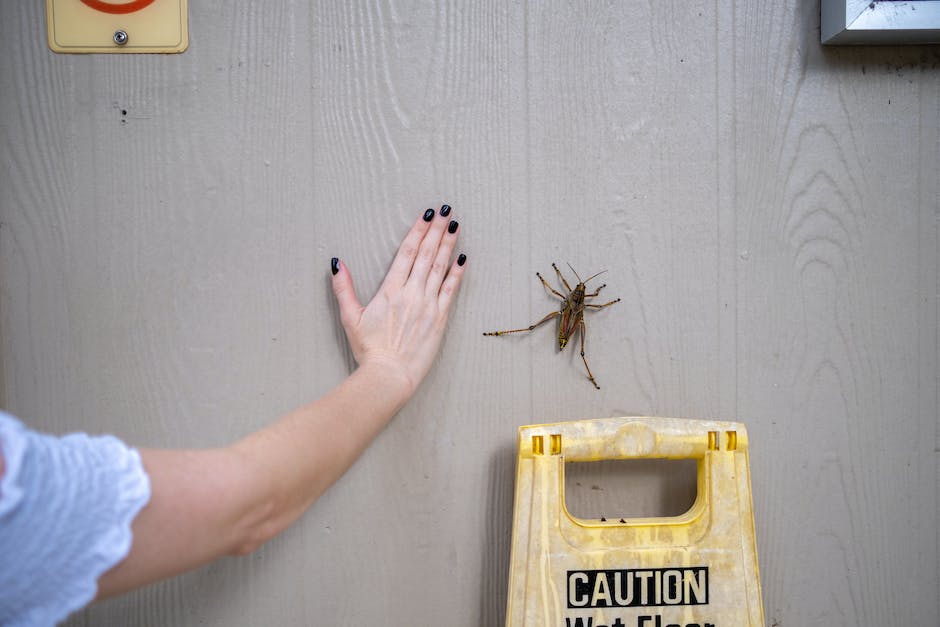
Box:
483, 263, 620, 389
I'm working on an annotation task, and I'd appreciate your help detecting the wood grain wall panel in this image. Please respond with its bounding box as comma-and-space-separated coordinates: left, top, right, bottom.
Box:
300, 1, 516, 624
733, 3, 939, 625
0, 0, 936, 625
516, 0, 723, 424
921, 72, 940, 627
0, 2, 81, 425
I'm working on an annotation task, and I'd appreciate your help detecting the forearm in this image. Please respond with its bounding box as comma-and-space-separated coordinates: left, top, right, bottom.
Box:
230, 361, 412, 544
96, 363, 411, 600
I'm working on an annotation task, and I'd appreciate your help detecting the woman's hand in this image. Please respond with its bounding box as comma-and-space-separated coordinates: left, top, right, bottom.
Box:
330, 205, 467, 399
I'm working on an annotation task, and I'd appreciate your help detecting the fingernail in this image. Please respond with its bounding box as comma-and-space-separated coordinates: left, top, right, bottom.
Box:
423, 208, 434, 222
448, 220, 459, 234
457, 253, 467, 266
331, 257, 339, 275
440, 204, 452, 217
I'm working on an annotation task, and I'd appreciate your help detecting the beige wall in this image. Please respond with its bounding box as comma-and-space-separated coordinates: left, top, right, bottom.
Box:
1, 1, 937, 625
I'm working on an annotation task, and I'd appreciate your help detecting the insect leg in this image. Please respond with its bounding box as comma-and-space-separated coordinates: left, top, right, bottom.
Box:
536, 272, 567, 299
483, 310, 561, 337
585, 283, 606, 298
579, 319, 600, 389
585, 297, 621, 310
551, 262, 573, 292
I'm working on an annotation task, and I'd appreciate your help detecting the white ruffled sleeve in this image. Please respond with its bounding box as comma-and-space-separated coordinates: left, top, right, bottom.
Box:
0, 411, 151, 626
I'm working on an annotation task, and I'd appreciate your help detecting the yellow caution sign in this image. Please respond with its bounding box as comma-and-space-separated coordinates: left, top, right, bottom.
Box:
506, 417, 764, 627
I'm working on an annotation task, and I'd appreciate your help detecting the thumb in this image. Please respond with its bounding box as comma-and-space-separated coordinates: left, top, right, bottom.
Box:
331, 257, 363, 326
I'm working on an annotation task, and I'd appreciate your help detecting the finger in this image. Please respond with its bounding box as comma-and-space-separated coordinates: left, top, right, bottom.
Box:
408, 208, 450, 287
330, 257, 363, 328
438, 253, 467, 313
381, 208, 435, 291
425, 218, 459, 297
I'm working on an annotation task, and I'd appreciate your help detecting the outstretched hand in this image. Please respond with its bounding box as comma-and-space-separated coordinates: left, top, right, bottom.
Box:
330, 205, 467, 399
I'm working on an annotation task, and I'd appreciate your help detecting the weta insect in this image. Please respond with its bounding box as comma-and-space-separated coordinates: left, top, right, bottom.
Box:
483, 263, 620, 389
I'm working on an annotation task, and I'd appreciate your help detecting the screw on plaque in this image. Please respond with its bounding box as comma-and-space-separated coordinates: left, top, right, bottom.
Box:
113, 30, 129, 46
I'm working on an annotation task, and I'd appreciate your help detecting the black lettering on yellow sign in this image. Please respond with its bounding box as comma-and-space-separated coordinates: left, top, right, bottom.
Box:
567, 568, 708, 608
565, 617, 715, 627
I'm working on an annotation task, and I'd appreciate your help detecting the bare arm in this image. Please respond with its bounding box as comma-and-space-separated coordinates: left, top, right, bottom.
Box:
96, 207, 466, 599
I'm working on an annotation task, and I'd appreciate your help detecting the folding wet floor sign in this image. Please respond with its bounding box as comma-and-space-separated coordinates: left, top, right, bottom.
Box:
506, 417, 764, 627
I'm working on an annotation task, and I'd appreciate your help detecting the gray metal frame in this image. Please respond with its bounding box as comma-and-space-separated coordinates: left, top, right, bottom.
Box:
822, 0, 940, 44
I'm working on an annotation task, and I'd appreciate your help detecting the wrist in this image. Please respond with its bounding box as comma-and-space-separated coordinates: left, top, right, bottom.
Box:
350, 358, 416, 409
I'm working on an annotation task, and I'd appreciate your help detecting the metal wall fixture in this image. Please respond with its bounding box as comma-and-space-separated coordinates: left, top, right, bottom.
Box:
822, 0, 940, 44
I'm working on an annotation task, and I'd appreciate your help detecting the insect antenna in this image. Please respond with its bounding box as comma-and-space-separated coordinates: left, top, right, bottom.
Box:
566, 263, 583, 283
583, 269, 608, 284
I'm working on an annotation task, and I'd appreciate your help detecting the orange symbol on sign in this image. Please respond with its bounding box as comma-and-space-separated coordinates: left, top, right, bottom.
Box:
79, 0, 157, 14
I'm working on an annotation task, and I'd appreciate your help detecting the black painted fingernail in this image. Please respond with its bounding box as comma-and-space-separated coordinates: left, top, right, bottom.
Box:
448, 220, 459, 234
457, 253, 467, 266
440, 204, 452, 217
423, 208, 434, 222
331, 257, 339, 275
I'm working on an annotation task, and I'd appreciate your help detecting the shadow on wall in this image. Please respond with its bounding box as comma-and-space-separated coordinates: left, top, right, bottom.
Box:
478, 442, 516, 625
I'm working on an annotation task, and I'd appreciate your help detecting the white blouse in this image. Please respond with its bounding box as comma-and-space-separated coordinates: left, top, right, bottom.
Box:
0, 412, 150, 626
